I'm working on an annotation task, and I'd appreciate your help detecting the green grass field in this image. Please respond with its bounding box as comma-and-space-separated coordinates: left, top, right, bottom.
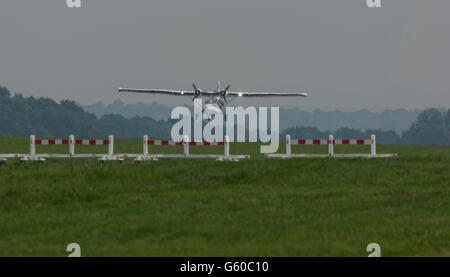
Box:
0, 137, 449, 256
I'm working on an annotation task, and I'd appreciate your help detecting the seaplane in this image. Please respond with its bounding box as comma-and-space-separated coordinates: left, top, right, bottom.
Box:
118, 82, 308, 119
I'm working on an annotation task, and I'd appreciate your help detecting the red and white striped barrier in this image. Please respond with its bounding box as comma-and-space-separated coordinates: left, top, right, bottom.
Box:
0, 134, 250, 164
265, 134, 397, 158
144, 139, 225, 146
0, 154, 22, 165
135, 135, 250, 162
289, 139, 371, 145
20, 135, 119, 163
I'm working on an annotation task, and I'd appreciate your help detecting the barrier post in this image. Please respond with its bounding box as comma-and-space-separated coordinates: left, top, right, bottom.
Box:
143, 135, 148, 155
328, 134, 334, 157
286, 135, 291, 156
108, 135, 114, 156
69, 135, 75, 157
371, 134, 376, 156
225, 135, 230, 157
30, 135, 36, 155
183, 135, 189, 157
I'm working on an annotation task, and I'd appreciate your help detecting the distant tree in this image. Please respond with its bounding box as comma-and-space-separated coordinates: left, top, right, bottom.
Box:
61, 100, 83, 112
83, 101, 106, 116
0, 86, 173, 138
83, 100, 173, 121
446, 109, 450, 144
281, 126, 402, 144
401, 108, 448, 145
365, 129, 401, 144
281, 126, 328, 139
99, 114, 172, 138
0, 87, 11, 98
109, 99, 125, 111
334, 127, 365, 139
447, 109, 450, 126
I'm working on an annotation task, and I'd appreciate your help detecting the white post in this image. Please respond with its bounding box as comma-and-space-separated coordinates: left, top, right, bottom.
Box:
143, 135, 148, 155
69, 135, 75, 157
183, 135, 189, 157
286, 135, 291, 156
328, 134, 334, 157
30, 135, 36, 155
371, 134, 376, 156
224, 135, 230, 157
108, 135, 114, 156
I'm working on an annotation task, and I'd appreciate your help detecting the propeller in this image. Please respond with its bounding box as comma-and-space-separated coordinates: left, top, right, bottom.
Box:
220, 85, 230, 103
192, 83, 202, 101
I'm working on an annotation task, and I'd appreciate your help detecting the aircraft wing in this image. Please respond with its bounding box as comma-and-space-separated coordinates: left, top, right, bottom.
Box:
118, 88, 198, 96
227, 91, 308, 97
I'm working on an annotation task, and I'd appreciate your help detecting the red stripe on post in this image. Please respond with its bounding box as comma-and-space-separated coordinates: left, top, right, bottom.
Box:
357, 139, 365, 145
62, 139, 69, 145
148, 140, 155, 145
190, 141, 197, 145
298, 140, 306, 144
162, 140, 169, 145
218, 142, 225, 146
175, 141, 183, 145
342, 139, 350, 145
35, 139, 42, 145
89, 140, 96, 145
76, 140, 82, 145
203, 141, 211, 146
313, 139, 321, 145
48, 139, 55, 145
103, 140, 109, 145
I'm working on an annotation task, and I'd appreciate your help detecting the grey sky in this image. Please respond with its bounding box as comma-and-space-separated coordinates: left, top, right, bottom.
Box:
0, 1, 449, 110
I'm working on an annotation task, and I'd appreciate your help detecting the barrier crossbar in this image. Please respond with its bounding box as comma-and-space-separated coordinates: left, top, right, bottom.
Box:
0, 133, 397, 164
15, 135, 120, 163
134, 135, 250, 162
265, 134, 397, 159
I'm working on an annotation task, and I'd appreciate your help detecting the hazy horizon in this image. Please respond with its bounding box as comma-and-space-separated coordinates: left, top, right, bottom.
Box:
1, 1, 449, 110
83, 98, 431, 114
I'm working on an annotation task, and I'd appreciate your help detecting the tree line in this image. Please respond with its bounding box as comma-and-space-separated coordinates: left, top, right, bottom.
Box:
0, 87, 173, 138
84, 99, 421, 133
0, 86, 449, 145
282, 108, 449, 145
